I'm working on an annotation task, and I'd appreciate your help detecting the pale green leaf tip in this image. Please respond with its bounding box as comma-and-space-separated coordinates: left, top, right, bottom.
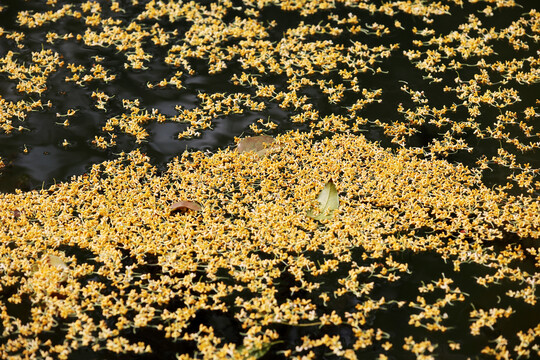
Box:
307, 180, 339, 221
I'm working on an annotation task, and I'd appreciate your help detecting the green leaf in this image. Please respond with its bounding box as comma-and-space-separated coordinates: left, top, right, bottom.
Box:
307, 180, 339, 221
236, 135, 275, 156
237, 342, 272, 359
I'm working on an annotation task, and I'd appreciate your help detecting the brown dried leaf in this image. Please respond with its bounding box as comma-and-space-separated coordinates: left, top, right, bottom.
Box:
169, 200, 202, 214
236, 135, 275, 156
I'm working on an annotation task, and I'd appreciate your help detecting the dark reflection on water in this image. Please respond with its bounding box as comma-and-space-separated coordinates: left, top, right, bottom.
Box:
50, 246, 534, 360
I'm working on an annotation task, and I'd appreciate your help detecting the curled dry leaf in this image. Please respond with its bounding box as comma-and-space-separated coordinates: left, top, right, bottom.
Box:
169, 200, 202, 214
307, 180, 339, 221
236, 135, 276, 156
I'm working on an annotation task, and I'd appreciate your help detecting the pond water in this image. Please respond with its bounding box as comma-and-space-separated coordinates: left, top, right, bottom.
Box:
1, 0, 537, 195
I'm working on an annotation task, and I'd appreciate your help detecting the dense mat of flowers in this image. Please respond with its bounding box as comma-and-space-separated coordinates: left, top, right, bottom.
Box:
1, 132, 539, 359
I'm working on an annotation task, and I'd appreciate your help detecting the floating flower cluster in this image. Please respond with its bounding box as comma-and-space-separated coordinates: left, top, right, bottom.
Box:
1, 0, 538, 194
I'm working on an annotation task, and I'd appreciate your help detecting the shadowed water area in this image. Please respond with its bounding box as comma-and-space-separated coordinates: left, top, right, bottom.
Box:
0, 0, 537, 194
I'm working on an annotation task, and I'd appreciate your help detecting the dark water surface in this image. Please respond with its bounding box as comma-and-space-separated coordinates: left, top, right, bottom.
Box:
0, 0, 538, 194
